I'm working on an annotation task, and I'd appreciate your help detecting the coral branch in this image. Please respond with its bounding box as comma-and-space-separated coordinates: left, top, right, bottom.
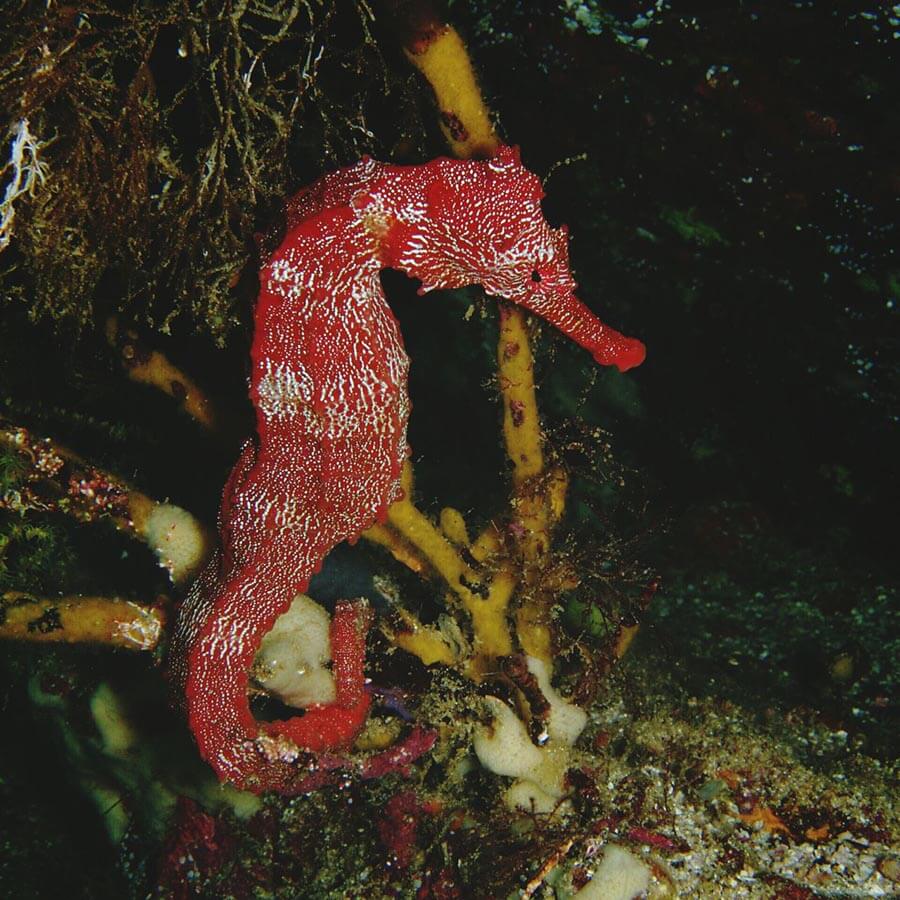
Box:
384, 470, 516, 668
105, 317, 218, 431
0, 420, 213, 584
522, 837, 577, 899
0, 118, 49, 253
361, 521, 429, 575
439, 506, 469, 546
389, 2, 571, 565
498, 303, 545, 486
383, 1, 572, 669
386, 484, 485, 607
386, 1, 497, 159
383, 606, 458, 666
465, 562, 516, 674
0, 591, 166, 650
498, 302, 556, 563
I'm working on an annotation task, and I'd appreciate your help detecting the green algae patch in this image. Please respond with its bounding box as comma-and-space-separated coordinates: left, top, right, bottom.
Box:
659, 206, 729, 247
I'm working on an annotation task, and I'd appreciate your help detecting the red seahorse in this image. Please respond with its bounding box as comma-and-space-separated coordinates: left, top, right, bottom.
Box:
171, 146, 645, 793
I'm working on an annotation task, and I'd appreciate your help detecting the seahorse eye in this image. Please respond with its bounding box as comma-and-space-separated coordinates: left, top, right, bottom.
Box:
531, 269, 542, 283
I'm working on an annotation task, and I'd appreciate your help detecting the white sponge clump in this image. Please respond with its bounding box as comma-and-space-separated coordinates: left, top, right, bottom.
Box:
254, 594, 337, 709
473, 655, 588, 814
142, 502, 210, 584
527, 656, 588, 745
573, 844, 651, 900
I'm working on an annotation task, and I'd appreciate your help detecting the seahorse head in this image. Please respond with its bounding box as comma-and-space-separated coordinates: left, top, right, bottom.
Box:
380, 146, 559, 291
379, 145, 645, 372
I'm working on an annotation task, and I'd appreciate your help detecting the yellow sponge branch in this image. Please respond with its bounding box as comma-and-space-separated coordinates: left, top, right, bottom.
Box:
386, 492, 484, 606
403, 24, 498, 159
439, 506, 470, 546
383, 606, 458, 667
106, 316, 217, 431
361, 522, 429, 575
0, 592, 166, 650
377, 4, 577, 674
464, 563, 516, 675
498, 303, 544, 484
